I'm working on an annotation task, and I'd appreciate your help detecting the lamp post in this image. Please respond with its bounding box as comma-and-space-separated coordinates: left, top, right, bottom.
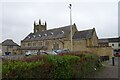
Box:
68, 4, 73, 51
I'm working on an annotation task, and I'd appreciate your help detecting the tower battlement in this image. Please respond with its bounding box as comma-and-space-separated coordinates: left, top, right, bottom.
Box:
34, 19, 47, 33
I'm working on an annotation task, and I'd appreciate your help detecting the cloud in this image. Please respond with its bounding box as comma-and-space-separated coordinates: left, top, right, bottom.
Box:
1, 1, 118, 44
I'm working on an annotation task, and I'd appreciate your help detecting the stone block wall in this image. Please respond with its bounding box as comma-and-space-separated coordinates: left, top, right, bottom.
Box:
86, 46, 113, 57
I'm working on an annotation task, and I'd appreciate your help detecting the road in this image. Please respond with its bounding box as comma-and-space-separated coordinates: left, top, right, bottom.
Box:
90, 57, 120, 78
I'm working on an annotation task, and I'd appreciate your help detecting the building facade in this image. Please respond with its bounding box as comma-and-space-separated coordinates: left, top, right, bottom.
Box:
21, 20, 98, 53
1, 39, 20, 55
99, 37, 120, 51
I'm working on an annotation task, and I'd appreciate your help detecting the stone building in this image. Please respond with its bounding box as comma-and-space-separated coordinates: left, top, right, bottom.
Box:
1, 39, 20, 55
21, 20, 98, 53
99, 37, 120, 51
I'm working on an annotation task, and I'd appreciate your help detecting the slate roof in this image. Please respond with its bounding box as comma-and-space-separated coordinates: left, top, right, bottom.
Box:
1, 39, 19, 46
73, 28, 95, 40
108, 37, 120, 42
22, 25, 75, 41
98, 37, 120, 43
98, 39, 109, 43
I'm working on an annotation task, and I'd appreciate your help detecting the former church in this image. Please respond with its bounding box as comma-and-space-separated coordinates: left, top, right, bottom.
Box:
20, 19, 99, 53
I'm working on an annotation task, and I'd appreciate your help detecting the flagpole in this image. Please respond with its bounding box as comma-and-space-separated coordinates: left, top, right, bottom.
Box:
69, 4, 73, 51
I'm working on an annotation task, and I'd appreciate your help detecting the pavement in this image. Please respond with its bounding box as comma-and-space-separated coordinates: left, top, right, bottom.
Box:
1, 54, 25, 60
90, 57, 120, 79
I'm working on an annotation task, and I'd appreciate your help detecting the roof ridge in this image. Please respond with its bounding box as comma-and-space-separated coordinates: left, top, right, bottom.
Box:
33, 24, 75, 34
78, 28, 93, 32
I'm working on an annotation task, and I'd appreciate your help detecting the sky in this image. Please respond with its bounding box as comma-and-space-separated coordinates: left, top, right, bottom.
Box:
0, 0, 119, 45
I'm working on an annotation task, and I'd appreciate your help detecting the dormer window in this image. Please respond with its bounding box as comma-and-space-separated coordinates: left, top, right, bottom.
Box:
62, 31, 64, 34
44, 33, 47, 36
28, 36, 30, 39
51, 32, 53, 35
38, 34, 41, 37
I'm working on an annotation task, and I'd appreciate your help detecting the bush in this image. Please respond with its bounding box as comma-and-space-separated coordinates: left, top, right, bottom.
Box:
2, 60, 44, 78
71, 53, 102, 78
2, 53, 102, 79
40, 55, 80, 79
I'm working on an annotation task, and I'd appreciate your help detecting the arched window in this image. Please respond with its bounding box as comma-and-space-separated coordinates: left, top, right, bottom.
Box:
39, 42, 43, 46
45, 41, 49, 46
53, 42, 59, 50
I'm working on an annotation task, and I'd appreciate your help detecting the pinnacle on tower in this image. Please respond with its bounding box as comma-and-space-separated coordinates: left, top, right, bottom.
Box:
34, 21, 36, 26
39, 19, 41, 25
45, 21, 47, 26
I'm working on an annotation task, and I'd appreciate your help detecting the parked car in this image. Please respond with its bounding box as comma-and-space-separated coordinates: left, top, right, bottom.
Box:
114, 52, 120, 57
113, 50, 120, 57
4, 52, 11, 55
55, 49, 70, 54
25, 51, 37, 56
37, 51, 48, 55
47, 49, 70, 55
47, 51, 57, 55
25, 51, 32, 56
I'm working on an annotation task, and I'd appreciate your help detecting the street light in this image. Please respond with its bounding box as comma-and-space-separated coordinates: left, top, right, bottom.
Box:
68, 4, 73, 51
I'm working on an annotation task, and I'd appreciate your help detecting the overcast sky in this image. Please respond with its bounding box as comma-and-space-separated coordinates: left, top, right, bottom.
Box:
0, 0, 119, 45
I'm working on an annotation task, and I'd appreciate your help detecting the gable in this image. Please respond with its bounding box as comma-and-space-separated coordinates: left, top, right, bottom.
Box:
73, 28, 95, 40
2, 39, 19, 46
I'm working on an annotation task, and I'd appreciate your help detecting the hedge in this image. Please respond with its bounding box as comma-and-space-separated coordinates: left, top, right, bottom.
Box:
2, 53, 102, 79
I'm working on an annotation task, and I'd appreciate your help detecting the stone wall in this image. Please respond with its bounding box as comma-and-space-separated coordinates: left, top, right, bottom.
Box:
2, 46, 19, 55
73, 40, 87, 51
86, 46, 113, 57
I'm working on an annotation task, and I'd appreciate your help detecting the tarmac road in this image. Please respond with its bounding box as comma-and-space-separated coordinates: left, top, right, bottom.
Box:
91, 57, 120, 78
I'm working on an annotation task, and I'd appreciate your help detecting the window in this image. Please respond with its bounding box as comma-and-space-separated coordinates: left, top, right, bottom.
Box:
22, 43, 25, 46
33, 43, 36, 46
36, 30, 38, 32
53, 42, 59, 50
61, 31, 64, 34
39, 42, 43, 46
9, 46, 13, 48
118, 43, 120, 47
45, 41, 49, 46
44, 34, 47, 36
28, 43, 31, 46
51, 32, 53, 35
112, 44, 114, 46
28, 36, 30, 39
38, 34, 41, 37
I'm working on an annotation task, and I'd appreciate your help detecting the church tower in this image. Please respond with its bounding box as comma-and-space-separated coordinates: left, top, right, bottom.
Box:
34, 19, 47, 33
